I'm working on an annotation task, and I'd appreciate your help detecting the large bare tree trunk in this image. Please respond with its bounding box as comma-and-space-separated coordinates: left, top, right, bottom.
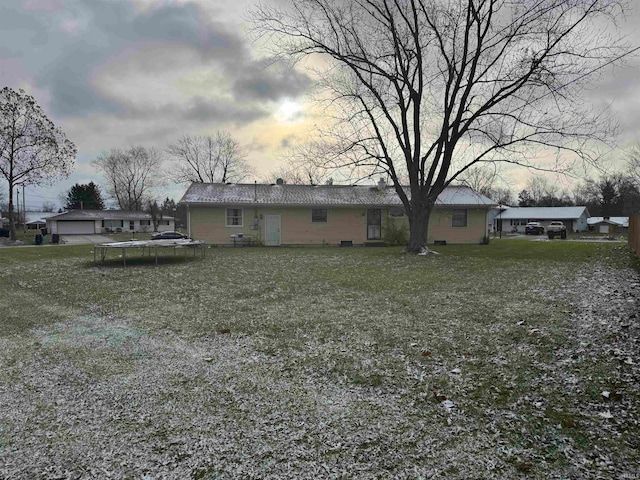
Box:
406, 201, 431, 253
8, 183, 15, 241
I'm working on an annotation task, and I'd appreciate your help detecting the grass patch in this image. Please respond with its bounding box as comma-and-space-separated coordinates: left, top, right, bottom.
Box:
0, 240, 638, 478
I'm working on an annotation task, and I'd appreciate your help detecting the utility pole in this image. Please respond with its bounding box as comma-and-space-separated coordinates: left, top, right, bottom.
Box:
16, 188, 20, 233
22, 187, 26, 233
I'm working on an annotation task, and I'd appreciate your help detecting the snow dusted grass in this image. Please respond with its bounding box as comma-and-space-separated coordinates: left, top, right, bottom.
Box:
0, 241, 638, 478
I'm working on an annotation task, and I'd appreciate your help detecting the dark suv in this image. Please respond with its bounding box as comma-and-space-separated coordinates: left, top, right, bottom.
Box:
525, 222, 544, 235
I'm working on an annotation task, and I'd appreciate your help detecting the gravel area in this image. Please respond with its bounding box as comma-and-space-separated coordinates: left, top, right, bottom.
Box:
0, 261, 638, 479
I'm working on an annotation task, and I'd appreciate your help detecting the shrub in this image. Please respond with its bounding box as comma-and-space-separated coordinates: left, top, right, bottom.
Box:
383, 220, 409, 246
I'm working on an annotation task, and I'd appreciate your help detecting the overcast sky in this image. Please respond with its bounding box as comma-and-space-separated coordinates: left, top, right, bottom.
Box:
1, 0, 640, 210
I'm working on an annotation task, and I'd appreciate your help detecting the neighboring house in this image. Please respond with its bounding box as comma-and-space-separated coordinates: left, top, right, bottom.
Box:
46, 210, 175, 235
488, 206, 509, 234
587, 216, 629, 234
497, 206, 590, 233
179, 181, 496, 246
24, 212, 58, 231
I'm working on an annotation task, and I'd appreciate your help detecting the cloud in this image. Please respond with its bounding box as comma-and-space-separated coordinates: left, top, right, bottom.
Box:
232, 60, 313, 101
180, 96, 268, 124
0, 0, 310, 124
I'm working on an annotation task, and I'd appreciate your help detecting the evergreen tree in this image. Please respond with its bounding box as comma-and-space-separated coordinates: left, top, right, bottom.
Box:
64, 182, 105, 210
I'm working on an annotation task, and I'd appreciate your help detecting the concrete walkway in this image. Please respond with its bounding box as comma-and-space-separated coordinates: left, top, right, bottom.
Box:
60, 234, 113, 245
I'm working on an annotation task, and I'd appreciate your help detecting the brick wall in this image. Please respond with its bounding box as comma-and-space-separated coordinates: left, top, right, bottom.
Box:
188, 205, 489, 245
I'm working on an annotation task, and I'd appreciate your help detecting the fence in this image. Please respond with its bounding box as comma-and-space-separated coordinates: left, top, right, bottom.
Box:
630, 215, 640, 256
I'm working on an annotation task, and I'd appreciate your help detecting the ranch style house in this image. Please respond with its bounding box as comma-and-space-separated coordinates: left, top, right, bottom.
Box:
179, 180, 496, 246
46, 210, 175, 235
496, 206, 590, 233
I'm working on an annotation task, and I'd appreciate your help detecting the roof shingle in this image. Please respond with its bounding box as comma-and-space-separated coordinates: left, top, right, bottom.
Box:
179, 183, 496, 208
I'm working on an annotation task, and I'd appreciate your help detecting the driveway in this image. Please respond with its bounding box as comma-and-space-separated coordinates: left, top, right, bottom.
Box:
60, 234, 113, 245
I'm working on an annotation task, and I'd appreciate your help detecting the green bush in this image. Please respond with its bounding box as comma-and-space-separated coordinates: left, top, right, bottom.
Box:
383, 220, 409, 246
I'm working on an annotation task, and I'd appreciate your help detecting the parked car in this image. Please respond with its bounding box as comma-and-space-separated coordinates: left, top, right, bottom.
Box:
150, 231, 189, 240
547, 221, 567, 239
525, 222, 545, 235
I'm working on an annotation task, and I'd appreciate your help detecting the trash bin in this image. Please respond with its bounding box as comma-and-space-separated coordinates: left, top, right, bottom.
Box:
35, 234, 43, 245
41, 227, 48, 236
52, 234, 59, 244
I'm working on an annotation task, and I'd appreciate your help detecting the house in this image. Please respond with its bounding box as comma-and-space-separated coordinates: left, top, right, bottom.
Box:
179, 181, 496, 246
24, 212, 58, 231
46, 210, 175, 235
496, 206, 590, 233
587, 216, 628, 234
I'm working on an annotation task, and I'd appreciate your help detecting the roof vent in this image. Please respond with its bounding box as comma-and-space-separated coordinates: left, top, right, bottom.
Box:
276, 178, 284, 185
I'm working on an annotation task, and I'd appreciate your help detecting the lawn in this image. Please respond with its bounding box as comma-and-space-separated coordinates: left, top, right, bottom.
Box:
0, 241, 638, 479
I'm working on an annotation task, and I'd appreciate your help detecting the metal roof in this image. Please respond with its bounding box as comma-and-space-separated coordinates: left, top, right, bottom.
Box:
587, 216, 629, 227
47, 210, 174, 221
179, 183, 496, 208
498, 206, 589, 220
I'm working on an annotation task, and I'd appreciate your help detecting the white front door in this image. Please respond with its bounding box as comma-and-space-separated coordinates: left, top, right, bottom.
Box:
265, 215, 281, 246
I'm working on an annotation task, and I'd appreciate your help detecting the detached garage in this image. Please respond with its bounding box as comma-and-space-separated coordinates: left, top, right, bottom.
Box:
57, 220, 96, 234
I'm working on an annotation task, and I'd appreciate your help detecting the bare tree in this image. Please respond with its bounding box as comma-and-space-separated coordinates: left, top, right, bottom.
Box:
0, 87, 76, 240
166, 132, 251, 184
92, 146, 162, 211
526, 176, 556, 205
146, 199, 162, 232
457, 163, 502, 197
41, 201, 56, 212
266, 150, 334, 185
254, 0, 631, 252
489, 187, 514, 206
626, 143, 640, 190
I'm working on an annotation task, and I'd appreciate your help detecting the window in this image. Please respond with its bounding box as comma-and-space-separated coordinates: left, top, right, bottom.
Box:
389, 207, 405, 217
226, 208, 243, 227
312, 208, 327, 223
129, 221, 134, 230
451, 209, 467, 228
103, 219, 123, 229
140, 219, 151, 226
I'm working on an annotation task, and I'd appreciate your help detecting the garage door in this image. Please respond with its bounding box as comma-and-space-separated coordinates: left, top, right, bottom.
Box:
57, 221, 95, 234
599, 225, 609, 234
